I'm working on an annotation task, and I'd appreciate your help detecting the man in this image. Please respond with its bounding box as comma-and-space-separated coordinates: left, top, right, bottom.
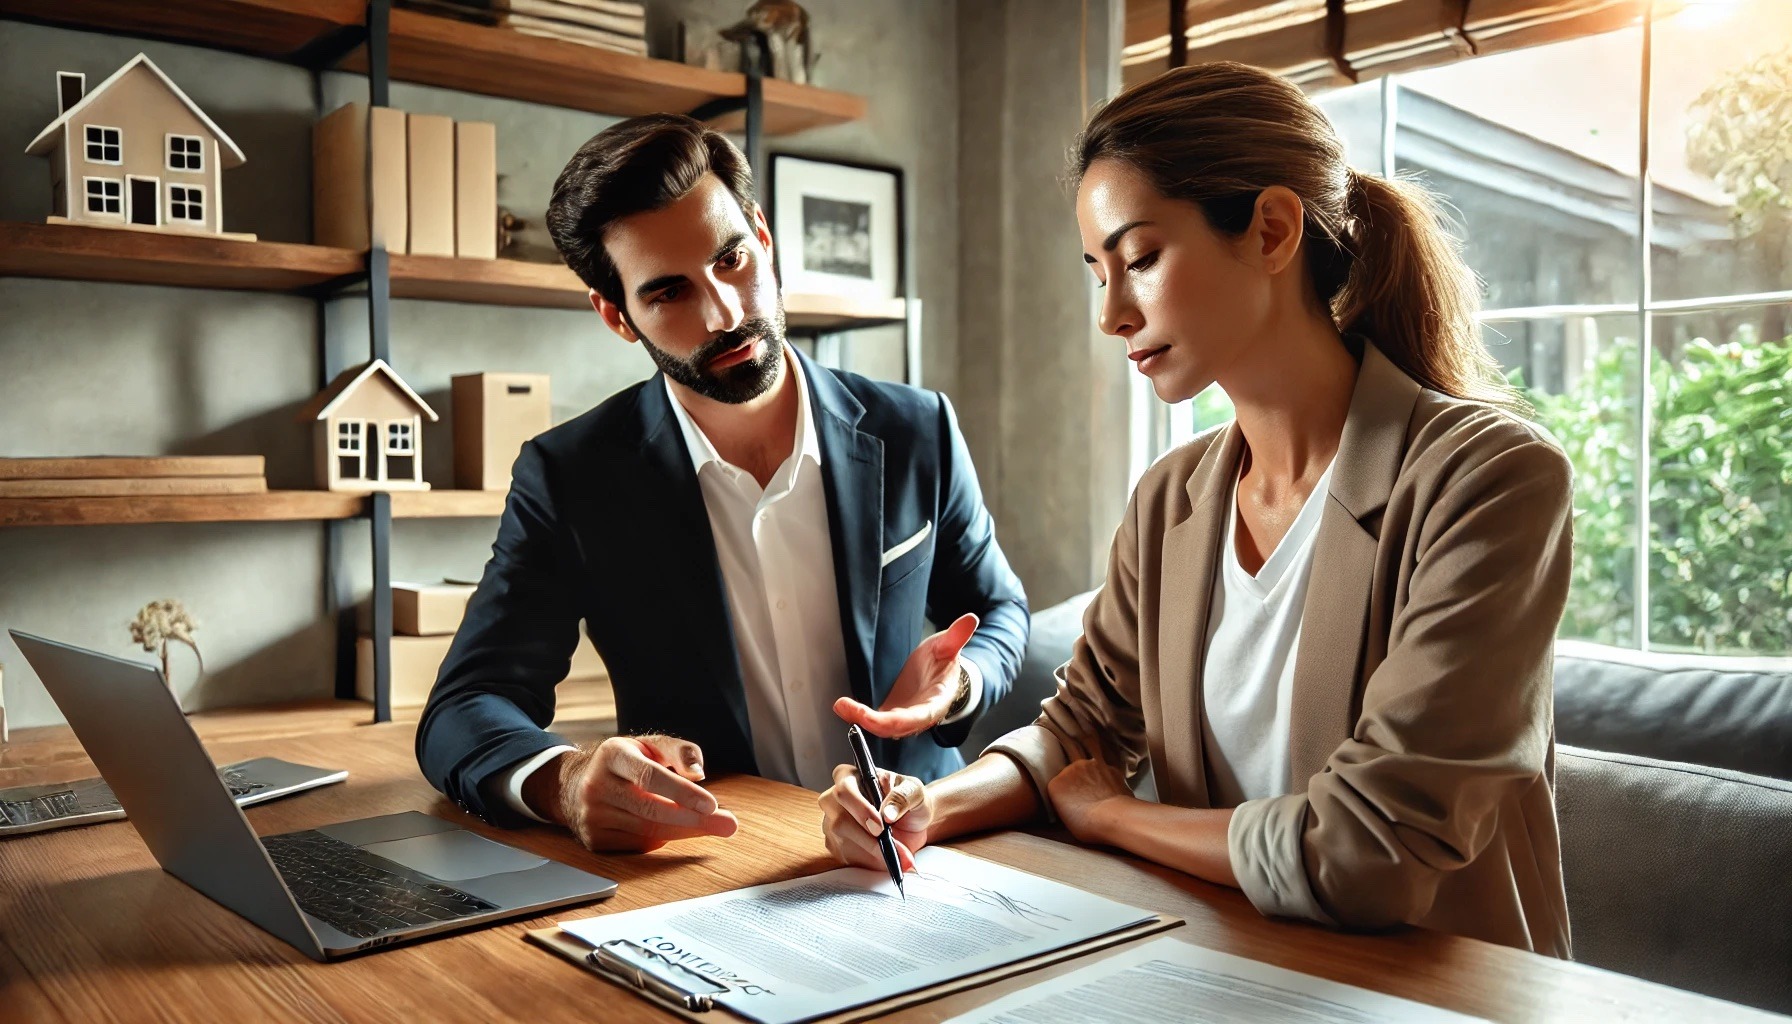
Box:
416, 114, 1029, 853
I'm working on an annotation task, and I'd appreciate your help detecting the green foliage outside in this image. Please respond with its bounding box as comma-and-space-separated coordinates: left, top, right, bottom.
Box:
1530, 334, 1792, 655
1186, 333, 1791, 655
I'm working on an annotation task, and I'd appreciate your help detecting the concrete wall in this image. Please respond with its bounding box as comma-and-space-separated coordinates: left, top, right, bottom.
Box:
955, 0, 1130, 607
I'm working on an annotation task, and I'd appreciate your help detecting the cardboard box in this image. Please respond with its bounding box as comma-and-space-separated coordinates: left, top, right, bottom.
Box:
407, 112, 456, 257
356, 633, 454, 709
357, 632, 608, 710
454, 121, 497, 259
394, 581, 476, 636
452, 372, 551, 490
313, 102, 408, 253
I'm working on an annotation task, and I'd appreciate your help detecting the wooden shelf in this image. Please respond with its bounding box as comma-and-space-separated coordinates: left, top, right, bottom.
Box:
389, 254, 588, 310
0, 489, 515, 527
0, 491, 363, 528
387, 490, 508, 518
0, 0, 365, 61
0, 222, 359, 294
388, 255, 908, 329
2, 2, 865, 134
2, 225, 910, 335
358, 10, 866, 133
785, 294, 909, 331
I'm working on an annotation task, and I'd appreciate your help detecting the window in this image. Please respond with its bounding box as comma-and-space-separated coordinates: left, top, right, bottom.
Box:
1148, 3, 1792, 655
166, 134, 203, 173
383, 420, 416, 481
384, 421, 414, 453
168, 184, 204, 224
83, 177, 122, 216
336, 420, 365, 481
83, 125, 121, 164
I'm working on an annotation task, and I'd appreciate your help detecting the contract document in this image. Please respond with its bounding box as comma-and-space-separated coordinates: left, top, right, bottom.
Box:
944, 937, 1490, 1024
556, 846, 1159, 1024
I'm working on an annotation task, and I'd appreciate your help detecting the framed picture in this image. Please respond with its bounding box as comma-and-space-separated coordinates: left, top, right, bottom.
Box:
769, 154, 903, 303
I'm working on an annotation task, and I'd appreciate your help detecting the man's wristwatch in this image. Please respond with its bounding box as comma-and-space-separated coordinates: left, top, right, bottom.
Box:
944, 664, 973, 720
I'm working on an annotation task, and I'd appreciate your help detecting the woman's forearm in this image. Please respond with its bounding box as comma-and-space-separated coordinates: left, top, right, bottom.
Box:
1095, 799, 1239, 889
926, 753, 1043, 842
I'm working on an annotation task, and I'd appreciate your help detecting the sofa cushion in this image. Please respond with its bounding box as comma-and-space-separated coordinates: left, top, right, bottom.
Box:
1556, 745, 1792, 1014
967, 590, 1098, 756
1554, 640, 1792, 781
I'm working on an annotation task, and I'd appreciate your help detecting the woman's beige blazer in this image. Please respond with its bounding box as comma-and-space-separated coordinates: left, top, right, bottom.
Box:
990, 342, 1575, 957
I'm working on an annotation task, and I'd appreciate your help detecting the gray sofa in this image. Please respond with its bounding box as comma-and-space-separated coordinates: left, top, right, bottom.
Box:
984, 592, 1792, 1015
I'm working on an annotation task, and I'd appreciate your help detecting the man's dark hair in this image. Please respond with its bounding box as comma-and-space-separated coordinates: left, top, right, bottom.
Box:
546, 114, 758, 311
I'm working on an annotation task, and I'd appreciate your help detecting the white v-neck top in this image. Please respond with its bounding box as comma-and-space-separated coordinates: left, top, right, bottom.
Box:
1199, 456, 1337, 808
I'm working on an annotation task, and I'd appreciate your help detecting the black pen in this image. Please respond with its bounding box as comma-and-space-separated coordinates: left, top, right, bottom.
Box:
846, 724, 906, 900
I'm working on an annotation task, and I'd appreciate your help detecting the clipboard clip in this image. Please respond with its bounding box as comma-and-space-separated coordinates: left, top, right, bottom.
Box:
588, 939, 729, 1013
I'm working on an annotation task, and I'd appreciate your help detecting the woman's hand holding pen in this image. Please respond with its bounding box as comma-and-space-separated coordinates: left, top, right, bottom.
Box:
819, 765, 930, 872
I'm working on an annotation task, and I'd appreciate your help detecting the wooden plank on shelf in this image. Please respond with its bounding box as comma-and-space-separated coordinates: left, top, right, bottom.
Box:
784, 293, 908, 331
0, 456, 266, 480
0, 491, 362, 527
389, 254, 588, 309
357, 10, 739, 118
712, 75, 869, 137
388, 490, 509, 518
0, 0, 362, 59
339, 10, 863, 134
0, 222, 361, 294
0, 477, 267, 498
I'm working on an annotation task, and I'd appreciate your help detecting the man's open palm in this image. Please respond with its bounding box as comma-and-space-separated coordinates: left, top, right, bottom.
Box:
833, 613, 979, 738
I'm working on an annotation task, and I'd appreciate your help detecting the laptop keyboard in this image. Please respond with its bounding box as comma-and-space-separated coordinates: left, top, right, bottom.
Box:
0, 765, 267, 827
263, 830, 499, 940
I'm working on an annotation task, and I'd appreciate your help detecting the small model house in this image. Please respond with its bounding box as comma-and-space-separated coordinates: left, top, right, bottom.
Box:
299, 360, 439, 493
25, 52, 251, 240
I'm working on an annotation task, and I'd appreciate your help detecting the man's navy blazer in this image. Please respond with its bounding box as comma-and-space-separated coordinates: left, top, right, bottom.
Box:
416, 349, 1030, 826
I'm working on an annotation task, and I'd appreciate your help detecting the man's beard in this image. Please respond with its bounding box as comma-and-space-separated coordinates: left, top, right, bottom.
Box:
635, 311, 787, 405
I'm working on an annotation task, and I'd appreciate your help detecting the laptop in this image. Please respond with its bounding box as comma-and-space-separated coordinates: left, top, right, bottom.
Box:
0, 755, 346, 837
11, 631, 618, 960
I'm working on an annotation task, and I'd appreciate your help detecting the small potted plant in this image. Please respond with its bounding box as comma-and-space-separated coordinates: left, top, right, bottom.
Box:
129, 599, 203, 694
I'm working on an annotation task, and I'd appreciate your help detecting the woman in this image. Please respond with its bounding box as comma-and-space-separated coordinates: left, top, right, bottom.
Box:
819, 62, 1574, 957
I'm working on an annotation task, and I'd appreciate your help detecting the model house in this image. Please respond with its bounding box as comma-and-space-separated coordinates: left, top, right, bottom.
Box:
24, 52, 250, 240
299, 359, 438, 492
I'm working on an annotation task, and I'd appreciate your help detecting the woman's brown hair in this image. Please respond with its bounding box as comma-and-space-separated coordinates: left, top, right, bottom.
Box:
1072, 62, 1526, 412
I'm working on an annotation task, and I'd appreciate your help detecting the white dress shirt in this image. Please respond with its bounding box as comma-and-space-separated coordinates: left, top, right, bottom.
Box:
493, 347, 976, 821
1199, 457, 1336, 807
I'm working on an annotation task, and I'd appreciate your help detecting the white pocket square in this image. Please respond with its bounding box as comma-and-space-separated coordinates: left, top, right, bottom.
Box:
880, 521, 932, 568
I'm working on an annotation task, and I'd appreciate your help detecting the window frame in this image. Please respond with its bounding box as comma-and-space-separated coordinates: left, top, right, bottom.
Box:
82, 176, 123, 218
165, 133, 205, 174
83, 124, 122, 166
167, 183, 205, 224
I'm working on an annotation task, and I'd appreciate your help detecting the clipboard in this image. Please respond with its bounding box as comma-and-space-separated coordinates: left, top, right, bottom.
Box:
524, 912, 1183, 1024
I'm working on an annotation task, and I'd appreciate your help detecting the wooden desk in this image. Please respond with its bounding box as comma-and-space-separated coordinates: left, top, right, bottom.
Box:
0, 719, 1770, 1023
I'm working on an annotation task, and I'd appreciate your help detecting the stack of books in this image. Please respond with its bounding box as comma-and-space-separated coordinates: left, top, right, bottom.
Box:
399, 0, 648, 57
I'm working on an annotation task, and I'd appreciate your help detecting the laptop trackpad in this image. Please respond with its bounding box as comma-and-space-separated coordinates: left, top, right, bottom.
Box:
362, 830, 548, 882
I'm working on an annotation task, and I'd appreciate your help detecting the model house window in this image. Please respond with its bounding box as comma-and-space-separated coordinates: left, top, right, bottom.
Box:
336, 420, 365, 480
168, 184, 204, 223
166, 134, 204, 172
384, 420, 416, 480
84, 125, 121, 164
84, 177, 122, 216
385, 421, 414, 453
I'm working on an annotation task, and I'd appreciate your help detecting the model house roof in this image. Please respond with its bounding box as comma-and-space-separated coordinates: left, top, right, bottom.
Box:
300, 359, 440, 423
24, 52, 247, 167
